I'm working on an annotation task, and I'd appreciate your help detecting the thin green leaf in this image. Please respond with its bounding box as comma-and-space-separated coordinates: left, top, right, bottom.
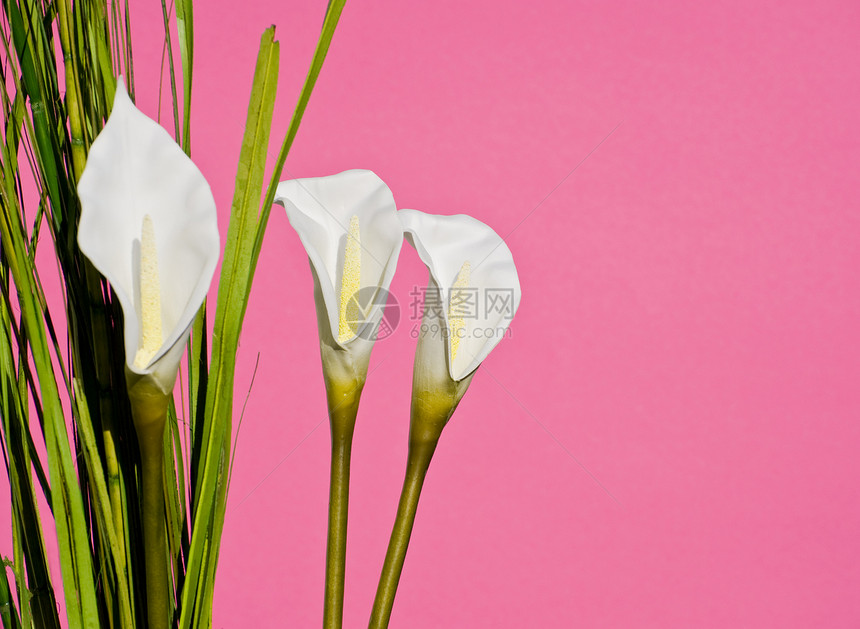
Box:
0, 164, 99, 629
72, 381, 134, 629
0, 562, 21, 629
251, 0, 348, 275
158, 0, 181, 139
178, 27, 279, 629
175, 0, 193, 150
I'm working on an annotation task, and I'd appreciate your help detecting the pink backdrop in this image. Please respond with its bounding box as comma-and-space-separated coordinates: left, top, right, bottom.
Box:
9, 0, 860, 626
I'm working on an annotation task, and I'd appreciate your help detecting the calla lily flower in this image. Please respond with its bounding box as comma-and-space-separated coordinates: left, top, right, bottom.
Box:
274, 169, 403, 392
77, 77, 219, 399
274, 169, 403, 626
370, 211, 521, 627
77, 78, 219, 629
400, 209, 521, 386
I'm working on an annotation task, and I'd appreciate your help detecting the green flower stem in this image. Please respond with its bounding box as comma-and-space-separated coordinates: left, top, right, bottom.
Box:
128, 382, 171, 629
140, 434, 168, 629
368, 434, 439, 629
323, 388, 360, 629
368, 322, 473, 629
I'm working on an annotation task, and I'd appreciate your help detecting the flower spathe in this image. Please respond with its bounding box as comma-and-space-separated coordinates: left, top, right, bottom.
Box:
274, 169, 403, 390
400, 209, 521, 383
77, 77, 219, 397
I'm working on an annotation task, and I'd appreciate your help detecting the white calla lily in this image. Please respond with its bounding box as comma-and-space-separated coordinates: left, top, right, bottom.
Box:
77, 78, 219, 397
400, 209, 521, 383
76, 77, 218, 629
371, 211, 521, 626
274, 169, 403, 390
275, 169, 403, 625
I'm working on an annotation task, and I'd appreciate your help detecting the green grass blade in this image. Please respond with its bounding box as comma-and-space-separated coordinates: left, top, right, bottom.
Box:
178, 27, 279, 629
187, 308, 207, 483
164, 402, 187, 620
158, 0, 181, 138
72, 381, 135, 629
175, 0, 193, 150
3, 0, 65, 230
0, 293, 57, 629
180, 6, 348, 623
250, 0, 347, 275
0, 562, 21, 629
0, 128, 61, 629
0, 171, 99, 629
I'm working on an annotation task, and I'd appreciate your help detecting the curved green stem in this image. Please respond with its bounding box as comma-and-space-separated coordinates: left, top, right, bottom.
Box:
323, 397, 359, 629
368, 438, 438, 629
367, 306, 471, 629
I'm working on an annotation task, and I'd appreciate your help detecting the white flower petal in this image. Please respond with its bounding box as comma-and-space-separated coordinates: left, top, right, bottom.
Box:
274, 170, 403, 349
400, 209, 521, 381
77, 77, 219, 389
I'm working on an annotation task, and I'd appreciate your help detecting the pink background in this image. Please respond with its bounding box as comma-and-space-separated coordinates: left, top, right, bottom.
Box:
8, 0, 860, 627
